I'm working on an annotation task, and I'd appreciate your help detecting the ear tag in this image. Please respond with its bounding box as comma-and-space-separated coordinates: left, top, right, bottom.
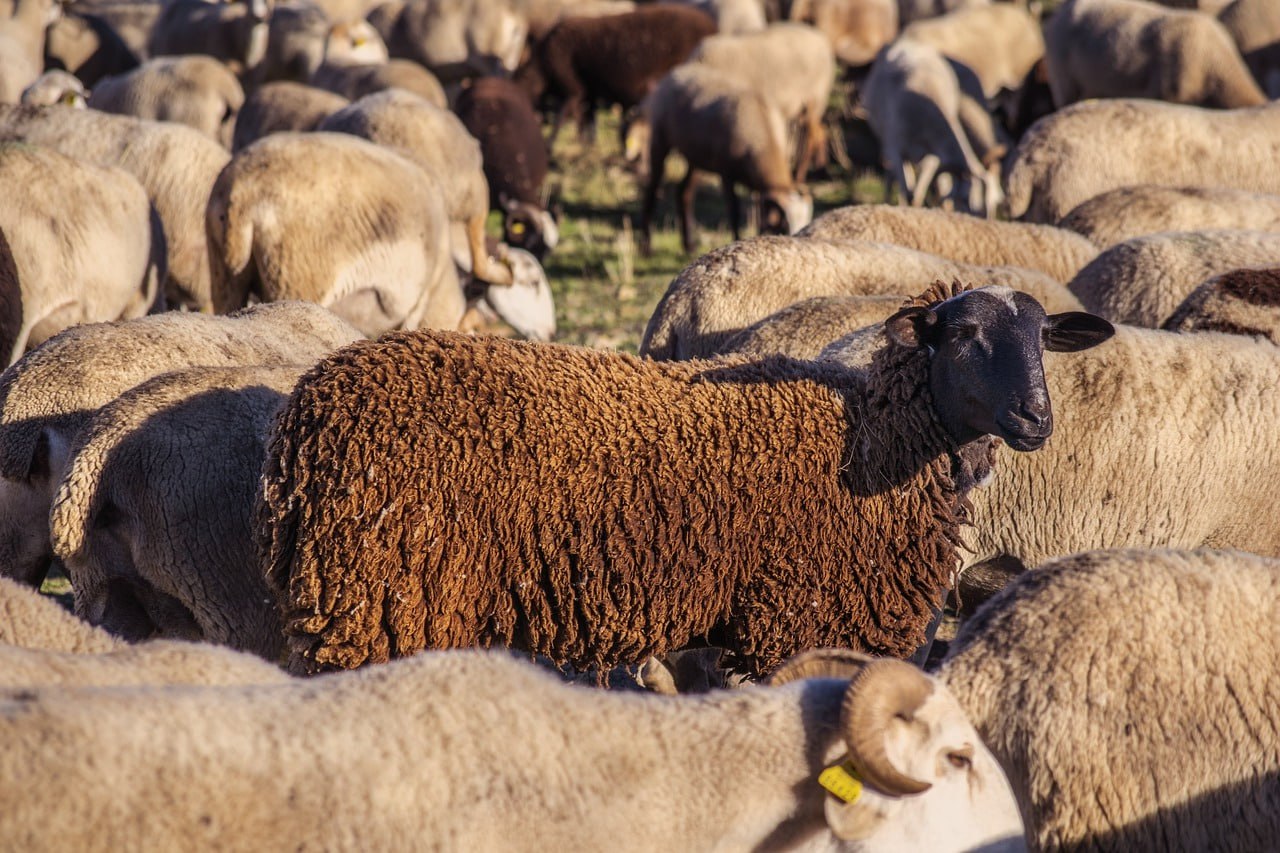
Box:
510, 222, 525, 235
819, 761, 863, 803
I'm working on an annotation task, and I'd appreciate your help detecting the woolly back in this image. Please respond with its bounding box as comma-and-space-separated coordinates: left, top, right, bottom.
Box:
260, 327, 968, 676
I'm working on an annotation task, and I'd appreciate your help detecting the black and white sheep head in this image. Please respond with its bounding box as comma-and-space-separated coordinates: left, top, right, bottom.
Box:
480, 243, 557, 342
769, 650, 1026, 853
760, 189, 813, 237
884, 286, 1114, 452
500, 193, 559, 261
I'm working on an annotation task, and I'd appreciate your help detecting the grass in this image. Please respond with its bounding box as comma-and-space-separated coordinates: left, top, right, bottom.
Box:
522, 106, 888, 353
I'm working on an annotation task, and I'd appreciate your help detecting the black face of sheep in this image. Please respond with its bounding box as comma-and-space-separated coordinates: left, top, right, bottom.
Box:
885, 287, 1114, 451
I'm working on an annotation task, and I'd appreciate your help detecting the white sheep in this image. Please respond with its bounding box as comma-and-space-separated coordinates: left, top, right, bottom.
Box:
800, 204, 1099, 283
0, 576, 119, 653
0, 648, 1027, 850
789, 0, 899, 67
1163, 266, 1280, 343
50, 365, 312, 658
1004, 99, 1280, 223
686, 22, 837, 181
1058, 185, 1280, 249
861, 38, 1002, 217
1219, 0, 1280, 98
1044, 0, 1265, 108
372, 0, 528, 82
900, 3, 1043, 101
0, 104, 231, 311
632, 63, 813, 256
0, 0, 60, 104
230, 81, 350, 152
0, 144, 164, 365
88, 56, 246, 149
941, 548, 1280, 851
147, 0, 270, 81
1065, 229, 1280, 327
640, 236, 1084, 360
951, 326, 1280, 578
316, 89, 515, 288
19, 70, 87, 107
0, 303, 363, 589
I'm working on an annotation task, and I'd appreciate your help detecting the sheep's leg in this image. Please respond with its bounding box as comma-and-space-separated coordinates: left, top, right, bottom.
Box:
466, 215, 513, 287
721, 178, 741, 242
910, 154, 941, 207
638, 139, 669, 257
678, 166, 700, 254
891, 161, 911, 206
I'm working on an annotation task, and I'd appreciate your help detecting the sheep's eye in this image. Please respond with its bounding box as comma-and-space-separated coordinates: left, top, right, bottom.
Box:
947, 747, 974, 770
947, 324, 978, 341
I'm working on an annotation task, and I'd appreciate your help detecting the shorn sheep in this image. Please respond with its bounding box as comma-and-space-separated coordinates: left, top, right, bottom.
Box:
259, 282, 1113, 676
1004, 99, 1280, 224
941, 548, 1280, 851
1163, 266, 1280, 342
1065, 229, 1280, 327
0, 576, 119, 653
50, 365, 310, 658
0, 303, 362, 588
1057, 185, 1280, 249
640, 236, 1086, 361
799, 205, 1099, 284
1044, 0, 1265, 109
0, 144, 165, 365
0, 648, 1027, 851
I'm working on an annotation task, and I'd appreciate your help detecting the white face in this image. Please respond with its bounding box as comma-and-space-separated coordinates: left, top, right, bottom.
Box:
824, 690, 1026, 852
325, 22, 389, 65
484, 247, 557, 342
783, 191, 814, 234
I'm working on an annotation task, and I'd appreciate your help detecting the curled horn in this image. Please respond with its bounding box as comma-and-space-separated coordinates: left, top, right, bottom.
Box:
766, 649, 876, 686
842, 659, 936, 796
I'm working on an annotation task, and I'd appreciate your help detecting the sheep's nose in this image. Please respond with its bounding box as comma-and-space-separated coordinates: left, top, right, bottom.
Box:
1018, 399, 1050, 428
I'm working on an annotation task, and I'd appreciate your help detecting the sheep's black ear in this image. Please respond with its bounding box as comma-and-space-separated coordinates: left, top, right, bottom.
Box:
884, 307, 938, 348
1043, 312, 1115, 352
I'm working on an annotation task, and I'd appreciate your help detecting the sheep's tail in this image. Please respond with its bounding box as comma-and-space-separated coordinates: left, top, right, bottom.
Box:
47, 426, 106, 565
1003, 149, 1035, 221
205, 169, 256, 314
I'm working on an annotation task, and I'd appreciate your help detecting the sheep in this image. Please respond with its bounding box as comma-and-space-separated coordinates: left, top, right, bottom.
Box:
309, 57, 448, 106
788, 0, 898, 67
0, 302, 363, 589
800, 205, 1100, 283
1057, 185, 1280, 249
257, 0, 331, 84
1065, 229, 1280, 327
718, 294, 905, 359
1219, 0, 1280, 99
640, 236, 1085, 360
940, 548, 1280, 851
896, 0, 988, 27
0, 576, 120, 653
1043, 0, 1264, 109
260, 283, 1113, 676
953, 326, 1280, 582
526, 0, 637, 40
316, 89, 515, 288
0, 144, 165, 366
42, 11, 139, 87
0, 0, 60, 104
900, 3, 1044, 101
634, 64, 813, 256
62, 2, 158, 64
454, 76, 559, 260
513, 4, 717, 149
230, 81, 349, 152
0, 104, 231, 311
861, 39, 1002, 217
49, 365, 314, 658
1162, 267, 1280, 343
0, 638, 291, 688
19, 70, 88, 107
686, 23, 837, 181
1004, 99, 1280, 224
147, 0, 271, 82
88, 56, 246, 149
454, 240, 558, 342
207, 132, 550, 339
0, 648, 1028, 851
372, 0, 529, 82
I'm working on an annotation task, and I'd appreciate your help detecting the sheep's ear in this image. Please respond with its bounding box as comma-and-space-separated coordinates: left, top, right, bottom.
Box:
884, 307, 938, 349
1043, 312, 1114, 352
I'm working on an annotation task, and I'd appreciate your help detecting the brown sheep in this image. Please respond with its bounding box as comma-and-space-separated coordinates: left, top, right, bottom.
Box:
258, 282, 1113, 676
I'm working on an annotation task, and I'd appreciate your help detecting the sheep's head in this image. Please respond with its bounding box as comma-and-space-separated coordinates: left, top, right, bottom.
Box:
501, 194, 559, 260
770, 650, 1026, 853
760, 189, 813, 236
482, 244, 557, 342
884, 283, 1113, 452
324, 21, 389, 66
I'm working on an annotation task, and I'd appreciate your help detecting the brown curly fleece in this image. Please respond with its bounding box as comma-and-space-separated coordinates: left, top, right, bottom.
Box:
260, 286, 971, 676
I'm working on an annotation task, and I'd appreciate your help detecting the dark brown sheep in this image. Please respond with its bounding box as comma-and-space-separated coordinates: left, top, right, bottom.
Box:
259, 282, 1114, 677
454, 76, 558, 260
513, 3, 717, 150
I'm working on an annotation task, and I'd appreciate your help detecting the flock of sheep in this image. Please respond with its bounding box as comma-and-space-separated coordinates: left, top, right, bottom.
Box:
2, 0, 1280, 849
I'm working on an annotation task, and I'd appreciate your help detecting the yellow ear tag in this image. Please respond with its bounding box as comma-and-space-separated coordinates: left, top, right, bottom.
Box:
510, 222, 525, 235
819, 761, 863, 803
